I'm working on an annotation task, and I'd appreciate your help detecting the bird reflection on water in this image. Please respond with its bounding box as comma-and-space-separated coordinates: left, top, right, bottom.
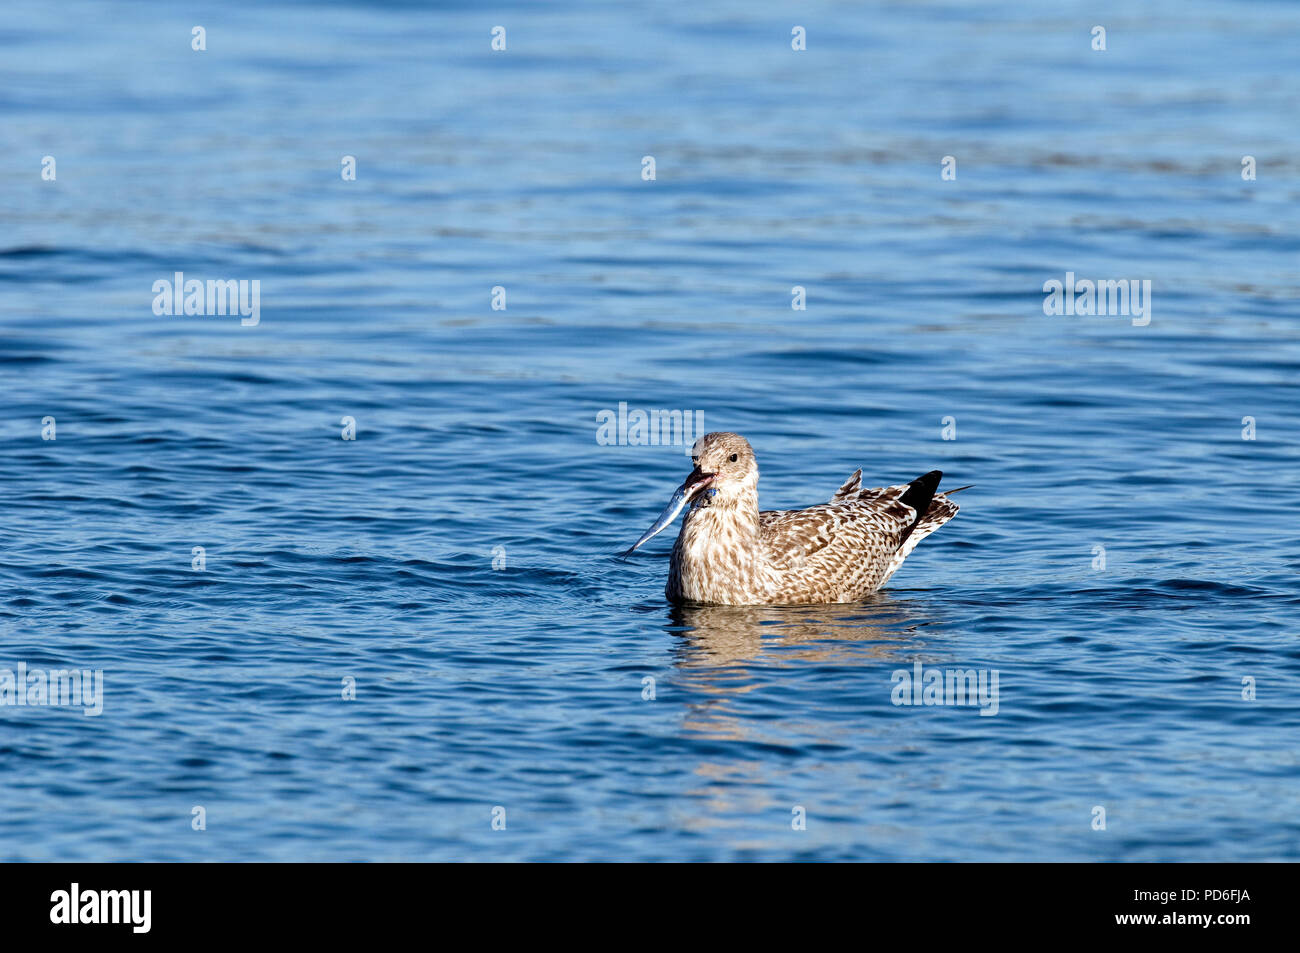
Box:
662, 594, 933, 740
666, 594, 928, 668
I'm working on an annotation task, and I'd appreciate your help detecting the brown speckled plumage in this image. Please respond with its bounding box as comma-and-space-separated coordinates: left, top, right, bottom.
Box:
661, 433, 962, 605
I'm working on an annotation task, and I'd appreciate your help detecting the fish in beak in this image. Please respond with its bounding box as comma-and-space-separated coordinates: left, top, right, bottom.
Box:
619, 467, 716, 558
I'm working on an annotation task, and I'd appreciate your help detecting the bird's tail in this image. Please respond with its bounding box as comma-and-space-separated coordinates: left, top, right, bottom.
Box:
878, 474, 964, 587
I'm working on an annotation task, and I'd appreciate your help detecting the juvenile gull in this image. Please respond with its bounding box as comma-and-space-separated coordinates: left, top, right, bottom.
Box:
623, 432, 966, 605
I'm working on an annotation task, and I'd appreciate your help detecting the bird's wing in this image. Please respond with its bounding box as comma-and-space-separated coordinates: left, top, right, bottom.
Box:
759, 496, 918, 573
832, 470, 926, 507
830, 469, 863, 502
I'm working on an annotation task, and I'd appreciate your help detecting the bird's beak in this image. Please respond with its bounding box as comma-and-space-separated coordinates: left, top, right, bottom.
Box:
678, 466, 717, 502
620, 468, 716, 558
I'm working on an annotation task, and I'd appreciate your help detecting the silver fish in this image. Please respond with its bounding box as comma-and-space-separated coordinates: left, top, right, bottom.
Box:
620, 469, 716, 558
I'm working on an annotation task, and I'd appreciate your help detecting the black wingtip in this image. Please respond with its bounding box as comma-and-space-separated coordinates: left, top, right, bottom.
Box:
901, 470, 942, 505
898, 470, 943, 543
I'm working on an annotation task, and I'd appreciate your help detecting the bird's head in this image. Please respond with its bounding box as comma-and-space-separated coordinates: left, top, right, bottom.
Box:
681, 431, 759, 506
619, 432, 761, 557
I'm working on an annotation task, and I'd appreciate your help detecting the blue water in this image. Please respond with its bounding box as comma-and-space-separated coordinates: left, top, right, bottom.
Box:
2, 0, 1299, 861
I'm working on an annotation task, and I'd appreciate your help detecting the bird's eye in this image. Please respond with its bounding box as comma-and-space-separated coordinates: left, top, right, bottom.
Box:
729, 453, 738, 462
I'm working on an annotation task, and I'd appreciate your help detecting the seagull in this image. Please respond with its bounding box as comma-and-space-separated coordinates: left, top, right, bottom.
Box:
621, 432, 966, 605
